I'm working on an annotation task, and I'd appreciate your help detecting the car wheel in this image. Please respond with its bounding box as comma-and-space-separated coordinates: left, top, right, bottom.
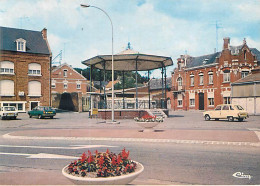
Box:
13, 116, 16, 120
38, 115, 42, 119
238, 118, 244, 122
29, 114, 32, 118
228, 116, 234, 122
50, 116, 53, 119
205, 114, 211, 121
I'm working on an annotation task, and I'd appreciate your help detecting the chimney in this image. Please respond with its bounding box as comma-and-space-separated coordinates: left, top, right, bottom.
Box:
223, 37, 230, 50
41, 28, 47, 39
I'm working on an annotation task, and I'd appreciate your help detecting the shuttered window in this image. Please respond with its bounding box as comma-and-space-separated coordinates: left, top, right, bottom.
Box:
28, 81, 41, 96
28, 63, 41, 75
0, 80, 14, 96
0, 61, 14, 74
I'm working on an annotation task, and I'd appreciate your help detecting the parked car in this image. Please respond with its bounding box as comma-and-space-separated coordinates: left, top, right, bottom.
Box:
0, 106, 18, 120
203, 104, 248, 122
28, 106, 56, 119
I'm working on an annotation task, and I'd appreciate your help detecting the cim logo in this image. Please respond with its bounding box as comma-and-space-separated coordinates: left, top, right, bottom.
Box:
232, 172, 252, 180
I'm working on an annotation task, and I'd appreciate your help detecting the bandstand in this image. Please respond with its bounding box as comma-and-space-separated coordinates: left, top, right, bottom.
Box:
82, 43, 173, 119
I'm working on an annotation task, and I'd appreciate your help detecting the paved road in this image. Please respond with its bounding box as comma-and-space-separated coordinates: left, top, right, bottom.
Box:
0, 110, 259, 185
0, 139, 259, 185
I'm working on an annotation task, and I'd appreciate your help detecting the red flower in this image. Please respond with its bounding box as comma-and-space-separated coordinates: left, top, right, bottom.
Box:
106, 149, 110, 154
80, 152, 87, 162
111, 156, 117, 166
99, 156, 104, 167
117, 154, 122, 164
121, 148, 130, 160
95, 150, 98, 155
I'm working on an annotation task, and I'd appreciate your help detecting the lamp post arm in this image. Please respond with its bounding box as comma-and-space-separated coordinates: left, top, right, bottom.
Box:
81, 4, 115, 121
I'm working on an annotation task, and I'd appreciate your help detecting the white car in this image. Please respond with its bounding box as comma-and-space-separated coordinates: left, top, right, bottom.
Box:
0, 106, 18, 120
203, 104, 248, 122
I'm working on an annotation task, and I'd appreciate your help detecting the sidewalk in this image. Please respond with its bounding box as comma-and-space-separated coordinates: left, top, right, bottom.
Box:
4, 127, 260, 146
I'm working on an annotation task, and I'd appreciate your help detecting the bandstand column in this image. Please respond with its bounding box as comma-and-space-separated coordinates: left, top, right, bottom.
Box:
164, 66, 167, 109
161, 65, 164, 108
135, 59, 138, 109
148, 70, 151, 109
103, 62, 106, 109
123, 71, 125, 109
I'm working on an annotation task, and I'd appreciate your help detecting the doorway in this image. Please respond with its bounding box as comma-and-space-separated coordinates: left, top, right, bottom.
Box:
30, 102, 39, 110
199, 93, 204, 110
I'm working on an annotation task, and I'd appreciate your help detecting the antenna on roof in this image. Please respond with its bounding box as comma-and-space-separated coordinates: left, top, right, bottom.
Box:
52, 50, 62, 66
215, 20, 223, 52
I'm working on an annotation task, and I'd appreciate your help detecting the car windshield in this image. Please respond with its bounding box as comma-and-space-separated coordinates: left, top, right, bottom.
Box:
4, 107, 16, 111
44, 107, 52, 110
235, 105, 244, 110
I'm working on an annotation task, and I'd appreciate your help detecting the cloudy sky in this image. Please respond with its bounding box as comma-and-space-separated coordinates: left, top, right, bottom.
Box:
0, 0, 259, 78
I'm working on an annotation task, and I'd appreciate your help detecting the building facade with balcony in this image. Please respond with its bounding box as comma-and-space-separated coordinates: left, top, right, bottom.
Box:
172, 37, 260, 111
0, 26, 51, 112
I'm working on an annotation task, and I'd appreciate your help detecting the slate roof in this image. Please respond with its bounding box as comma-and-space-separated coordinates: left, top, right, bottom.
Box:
0, 26, 50, 55
250, 48, 260, 61
230, 45, 243, 55
232, 68, 260, 85
150, 77, 172, 90
186, 52, 221, 68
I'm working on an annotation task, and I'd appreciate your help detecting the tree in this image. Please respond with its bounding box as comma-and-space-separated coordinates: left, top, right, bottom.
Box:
74, 68, 148, 89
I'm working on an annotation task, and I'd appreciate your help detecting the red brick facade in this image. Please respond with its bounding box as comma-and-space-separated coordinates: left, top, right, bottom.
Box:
51, 63, 90, 94
0, 27, 51, 112
172, 38, 260, 111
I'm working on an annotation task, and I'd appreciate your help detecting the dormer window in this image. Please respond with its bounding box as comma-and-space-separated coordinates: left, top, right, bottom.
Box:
16, 38, 26, 52
63, 69, 68, 77
203, 59, 208, 65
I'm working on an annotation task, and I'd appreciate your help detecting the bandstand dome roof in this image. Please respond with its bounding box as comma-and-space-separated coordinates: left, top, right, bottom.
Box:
82, 44, 173, 71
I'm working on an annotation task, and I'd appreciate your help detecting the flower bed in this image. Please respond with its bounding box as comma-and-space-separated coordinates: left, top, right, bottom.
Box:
64, 148, 138, 178
134, 114, 164, 122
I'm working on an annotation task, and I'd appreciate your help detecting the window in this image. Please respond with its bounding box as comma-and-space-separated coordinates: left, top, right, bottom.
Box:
199, 73, 204, 85
244, 50, 246, 60
241, 71, 249, 79
215, 105, 221, 110
28, 63, 41, 76
208, 98, 214, 106
177, 93, 182, 106
190, 99, 195, 106
63, 69, 68, 77
64, 83, 68, 89
18, 104, 23, 111
16, 38, 26, 52
28, 81, 41, 96
51, 80, 56, 88
208, 72, 213, 84
223, 97, 231, 104
0, 80, 14, 96
222, 105, 229, 110
76, 83, 81, 89
177, 77, 182, 86
235, 105, 244, 110
223, 72, 230, 82
0, 61, 14, 75
190, 76, 194, 86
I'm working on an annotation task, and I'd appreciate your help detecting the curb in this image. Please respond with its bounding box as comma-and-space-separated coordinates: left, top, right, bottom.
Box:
3, 133, 260, 147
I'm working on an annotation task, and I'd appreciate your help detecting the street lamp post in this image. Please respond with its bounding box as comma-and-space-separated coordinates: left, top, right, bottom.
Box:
81, 4, 115, 122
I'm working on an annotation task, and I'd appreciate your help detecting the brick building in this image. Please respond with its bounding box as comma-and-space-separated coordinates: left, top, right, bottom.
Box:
172, 37, 260, 111
0, 26, 51, 112
51, 63, 92, 112
51, 63, 90, 94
